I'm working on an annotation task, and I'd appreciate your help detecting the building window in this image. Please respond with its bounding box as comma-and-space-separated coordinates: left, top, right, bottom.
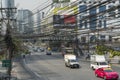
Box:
99, 20, 102, 27
79, 5, 87, 13
84, 20, 87, 28
89, 7, 97, 30
108, 5, 116, 18
109, 36, 112, 42
79, 20, 83, 28
99, 5, 106, 28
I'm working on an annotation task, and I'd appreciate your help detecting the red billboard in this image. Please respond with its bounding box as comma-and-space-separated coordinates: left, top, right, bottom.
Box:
53, 15, 76, 29
64, 15, 76, 24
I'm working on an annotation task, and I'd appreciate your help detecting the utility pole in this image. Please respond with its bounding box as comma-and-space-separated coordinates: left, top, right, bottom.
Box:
0, 7, 17, 79
6, 8, 16, 79
88, 32, 90, 53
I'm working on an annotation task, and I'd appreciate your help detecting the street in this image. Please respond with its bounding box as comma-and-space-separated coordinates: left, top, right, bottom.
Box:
19, 51, 120, 80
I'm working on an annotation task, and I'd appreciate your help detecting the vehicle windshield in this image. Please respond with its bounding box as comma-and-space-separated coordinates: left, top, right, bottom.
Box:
99, 62, 108, 65
70, 60, 77, 62
104, 69, 113, 72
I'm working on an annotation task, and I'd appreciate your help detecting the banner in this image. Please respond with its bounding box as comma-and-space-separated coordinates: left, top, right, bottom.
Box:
64, 15, 76, 24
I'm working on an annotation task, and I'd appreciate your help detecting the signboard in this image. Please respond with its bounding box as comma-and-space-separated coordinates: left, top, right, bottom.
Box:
53, 6, 78, 14
2, 60, 11, 67
53, 15, 77, 29
64, 15, 76, 24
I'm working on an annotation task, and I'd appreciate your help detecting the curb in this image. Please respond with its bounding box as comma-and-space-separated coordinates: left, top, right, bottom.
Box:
22, 57, 47, 80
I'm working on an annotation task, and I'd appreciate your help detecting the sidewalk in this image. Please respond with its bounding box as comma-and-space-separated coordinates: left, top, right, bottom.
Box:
12, 57, 33, 80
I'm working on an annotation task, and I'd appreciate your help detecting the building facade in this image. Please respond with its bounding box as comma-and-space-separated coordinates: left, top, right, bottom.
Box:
17, 9, 34, 34
36, 10, 41, 33
4, 0, 15, 8
78, 0, 120, 43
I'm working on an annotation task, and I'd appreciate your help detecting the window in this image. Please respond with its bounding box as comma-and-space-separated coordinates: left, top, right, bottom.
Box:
104, 69, 113, 72
108, 5, 116, 18
99, 62, 108, 65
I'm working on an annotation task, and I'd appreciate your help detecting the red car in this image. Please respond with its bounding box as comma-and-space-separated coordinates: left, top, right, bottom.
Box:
95, 67, 119, 80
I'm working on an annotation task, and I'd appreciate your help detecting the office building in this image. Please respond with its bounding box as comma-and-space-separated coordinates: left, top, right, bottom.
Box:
36, 10, 41, 33
17, 9, 34, 34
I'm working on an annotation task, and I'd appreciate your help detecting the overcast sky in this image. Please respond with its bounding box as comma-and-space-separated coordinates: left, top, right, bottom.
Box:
15, 0, 51, 11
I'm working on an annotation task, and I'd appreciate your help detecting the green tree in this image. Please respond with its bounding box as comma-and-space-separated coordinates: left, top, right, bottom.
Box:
109, 50, 120, 58
95, 45, 109, 55
11, 37, 28, 57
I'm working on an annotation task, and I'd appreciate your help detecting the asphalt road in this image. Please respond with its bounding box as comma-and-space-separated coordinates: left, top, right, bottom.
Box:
24, 51, 120, 80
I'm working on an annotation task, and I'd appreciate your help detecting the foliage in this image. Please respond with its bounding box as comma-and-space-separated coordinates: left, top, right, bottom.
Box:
109, 50, 120, 58
0, 50, 6, 60
95, 45, 109, 55
95, 45, 120, 58
11, 37, 29, 56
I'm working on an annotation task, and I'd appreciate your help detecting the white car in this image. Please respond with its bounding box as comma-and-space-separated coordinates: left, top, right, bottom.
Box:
90, 61, 111, 70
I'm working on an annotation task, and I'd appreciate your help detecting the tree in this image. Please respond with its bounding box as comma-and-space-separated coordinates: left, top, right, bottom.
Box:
95, 44, 120, 58
95, 45, 109, 55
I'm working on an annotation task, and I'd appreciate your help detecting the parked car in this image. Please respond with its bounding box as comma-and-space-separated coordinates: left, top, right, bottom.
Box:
46, 47, 52, 55
95, 67, 119, 80
46, 51, 52, 55
40, 48, 45, 52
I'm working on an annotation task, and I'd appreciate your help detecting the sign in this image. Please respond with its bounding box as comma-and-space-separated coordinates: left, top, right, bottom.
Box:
53, 15, 77, 29
2, 60, 11, 67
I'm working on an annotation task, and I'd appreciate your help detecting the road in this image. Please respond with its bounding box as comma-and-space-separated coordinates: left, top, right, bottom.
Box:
23, 51, 120, 80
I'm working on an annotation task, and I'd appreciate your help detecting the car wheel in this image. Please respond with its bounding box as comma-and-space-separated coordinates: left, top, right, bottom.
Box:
95, 74, 98, 77
70, 66, 73, 68
103, 76, 106, 80
65, 63, 68, 67
91, 67, 94, 70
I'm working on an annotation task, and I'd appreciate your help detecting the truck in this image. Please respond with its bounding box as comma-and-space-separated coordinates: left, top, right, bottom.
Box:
64, 54, 79, 68
90, 55, 111, 70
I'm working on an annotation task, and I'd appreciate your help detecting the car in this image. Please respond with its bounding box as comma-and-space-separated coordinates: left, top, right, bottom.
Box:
46, 51, 52, 55
95, 67, 119, 80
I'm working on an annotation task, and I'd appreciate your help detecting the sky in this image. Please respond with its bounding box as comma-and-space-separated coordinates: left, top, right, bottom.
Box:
15, 0, 51, 11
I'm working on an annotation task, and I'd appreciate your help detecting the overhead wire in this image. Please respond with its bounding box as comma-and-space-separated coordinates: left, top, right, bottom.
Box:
15, 0, 120, 38
21, 0, 112, 30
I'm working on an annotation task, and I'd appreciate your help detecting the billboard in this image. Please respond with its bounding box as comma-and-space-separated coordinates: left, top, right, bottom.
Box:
53, 15, 76, 29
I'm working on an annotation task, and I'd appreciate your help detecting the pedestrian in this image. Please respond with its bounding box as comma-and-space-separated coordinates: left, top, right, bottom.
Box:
85, 53, 90, 60
23, 54, 25, 58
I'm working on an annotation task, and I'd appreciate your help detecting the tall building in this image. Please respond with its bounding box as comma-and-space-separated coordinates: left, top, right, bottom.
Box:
36, 10, 41, 33
4, 0, 15, 8
17, 9, 34, 34
4, 0, 15, 18
2, 0, 16, 32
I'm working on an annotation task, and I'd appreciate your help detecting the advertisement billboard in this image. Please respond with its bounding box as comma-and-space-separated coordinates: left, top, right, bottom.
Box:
53, 15, 76, 29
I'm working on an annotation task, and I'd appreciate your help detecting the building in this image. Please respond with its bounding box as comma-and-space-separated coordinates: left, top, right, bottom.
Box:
36, 10, 41, 33
42, 0, 120, 43
1, 0, 17, 33
78, 0, 120, 43
17, 9, 34, 34
4, 0, 15, 8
